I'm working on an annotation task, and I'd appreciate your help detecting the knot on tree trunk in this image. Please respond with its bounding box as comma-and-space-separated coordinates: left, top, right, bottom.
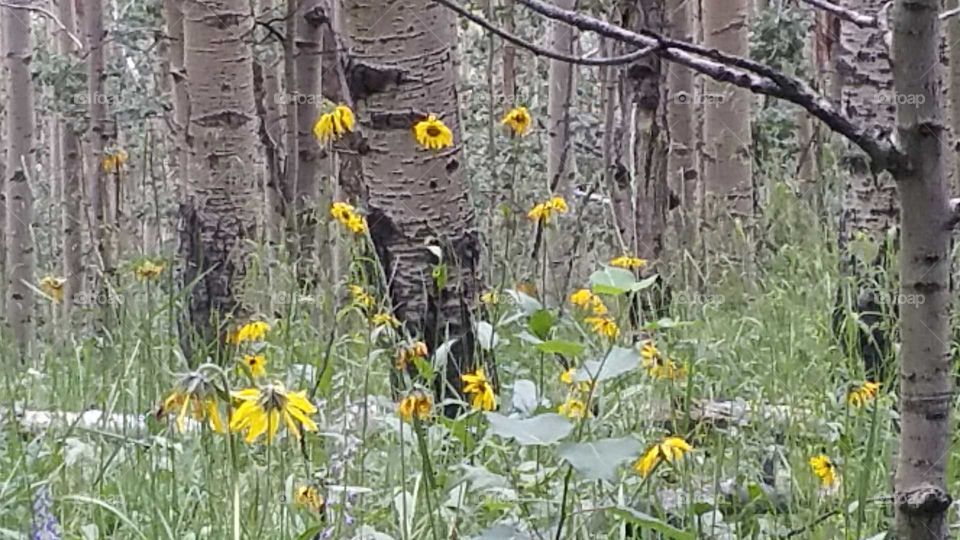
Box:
897, 483, 952, 515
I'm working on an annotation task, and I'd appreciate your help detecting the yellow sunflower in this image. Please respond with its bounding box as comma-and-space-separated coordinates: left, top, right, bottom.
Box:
584, 316, 620, 339
480, 291, 500, 305
330, 201, 367, 235
229, 382, 318, 444
228, 320, 271, 344
809, 454, 838, 488
241, 354, 267, 378
461, 367, 497, 411
371, 312, 400, 328
39, 276, 66, 303
313, 104, 356, 144
527, 196, 569, 222
413, 114, 454, 150
134, 260, 165, 281
610, 255, 647, 270
633, 436, 693, 477
396, 341, 429, 371
847, 381, 880, 408
558, 397, 589, 419
348, 284, 375, 309
569, 289, 607, 315
101, 149, 128, 173
501, 106, 532, 136
294, 484, 325, 513
398, 392, 433, 422
158, 372, 225, 434
640, 340, 685, 380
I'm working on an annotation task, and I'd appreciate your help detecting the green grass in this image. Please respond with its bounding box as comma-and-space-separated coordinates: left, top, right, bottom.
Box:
0, 184, 949, 540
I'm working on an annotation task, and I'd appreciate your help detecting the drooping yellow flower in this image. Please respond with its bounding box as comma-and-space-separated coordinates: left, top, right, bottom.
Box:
527, 196, 569, 222
330, 201, 367, 235
313, 104, 356, 144
558, 398, 589, 419
396, 341, 429, 371
241, 354, 267, 378
398, 392, 433, 422
229, 382, 318, 444
560, 368, 576, 385
569, 289, 607, 316
480, 291, 500, 305
639, 340, 685, 380
560, 367, 592, 393
228, 320, 271, 344
134, 260, 164, 281
158, 372, 225, 434
847, 381, 880, 408
809, 454, 838, 488
462, 367, 497, 411
101, 149, 128, 173
501, 106, 532, 136
348, 284, 375, 309
610, 255, 648, 270
413, 114, 454, 150
372, 312, 400, 328
633, 436, 693, 477
585, 316, 620, 339
294, 484, 325, 513
39, 276, 66, 303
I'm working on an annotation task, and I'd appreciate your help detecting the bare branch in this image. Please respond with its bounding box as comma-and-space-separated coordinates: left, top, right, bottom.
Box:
941, 6, 960, 21
432, 0, 659, 66
0, 1, 84, 50
502, 0, 905, 173
796, 0, 877, 28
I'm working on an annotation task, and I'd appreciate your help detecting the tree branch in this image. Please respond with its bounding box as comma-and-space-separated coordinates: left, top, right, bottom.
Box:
0, 1, 84, 50
796, 0, 877, 28
432, 0, 659, 66
504, 0, 905, 173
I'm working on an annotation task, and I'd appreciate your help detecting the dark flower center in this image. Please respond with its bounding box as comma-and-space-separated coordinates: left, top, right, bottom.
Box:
426, 125, 442, 137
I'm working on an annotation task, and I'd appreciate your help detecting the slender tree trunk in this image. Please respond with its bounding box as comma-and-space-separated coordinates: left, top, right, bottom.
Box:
891, 2, 953, 536
947, 0, 960, 193
85, 0, 111, 286
3, 0, 35, 356
664, 0, 697, 283
59, 0, 83, 313
701, 0, 753, 252
163, 0, 190, 202
283, 0, 300, 242
342, 0, 483, 413
294, 0, 324, 280
502, 0, 517, 102
178, 0, 259, 361
257, 0, 286, 243
546, 0, 577, 197
834, 0, 899, 382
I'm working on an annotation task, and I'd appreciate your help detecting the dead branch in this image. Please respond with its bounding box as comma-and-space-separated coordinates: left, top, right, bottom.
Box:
433, 0, 660, 66
498, 0, 905, 174
796, 0, 877, 27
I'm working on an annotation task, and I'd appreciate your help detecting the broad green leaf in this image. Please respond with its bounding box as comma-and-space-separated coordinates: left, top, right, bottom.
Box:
484, 413, 573, 446
610, 507, 695, 540
573, 347, 639, 382
557, 437, 642, 481
589, 267, 638, 295
535, 339, 585, 357
528, 309, 555, 340
505, 289, 542, 314
510, 379, 538, 417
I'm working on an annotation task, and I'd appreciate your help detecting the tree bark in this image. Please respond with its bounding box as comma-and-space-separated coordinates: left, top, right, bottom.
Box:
546, 0, 577, 197
342, 0, 483, 413
283, 0, 300, 239
502, 0, 517, 102
163, 0, 190, 204
59, 0, 83, 313
701, 0, 753, 244
891, 3, 953, 536
3, 0, 35, 357
294, 0, 325, 279
256, 0, 286, 243
664, 0, 697, 263
84, 0, 111, 284
178, 0, 259, 361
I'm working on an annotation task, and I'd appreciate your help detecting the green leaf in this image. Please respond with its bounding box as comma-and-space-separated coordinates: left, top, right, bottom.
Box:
476, 321, 499, 350
589, 267, 638, 295
557, 437, 642, 481
535, 340, 585, 357
610, 507, 695, 540
484, 413, 573, 446
296, 526, 327, 540
528, 309, 555, 340
573, 347, 639, 382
